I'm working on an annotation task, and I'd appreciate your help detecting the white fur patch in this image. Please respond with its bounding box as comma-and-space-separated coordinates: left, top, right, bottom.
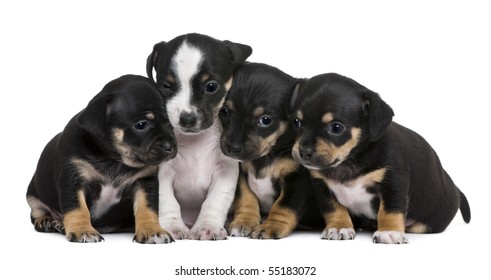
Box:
91, 184, 120, 219
167, 41, 203, 130
326, 178, 377, 219
158, 121, 239, 239
247, 172, 276, 212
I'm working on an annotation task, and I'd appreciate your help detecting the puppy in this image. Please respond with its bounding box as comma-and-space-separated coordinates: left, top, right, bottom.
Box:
290, 73, 471, 244
26, 75, 177, 243
146, 33, 252, 240
219, 63, 322, 239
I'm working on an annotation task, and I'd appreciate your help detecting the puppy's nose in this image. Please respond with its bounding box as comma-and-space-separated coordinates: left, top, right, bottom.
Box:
179, 112, 198, 128
299, 146, 314, 160
159, 141, 176, 155
227, 143, 243, 154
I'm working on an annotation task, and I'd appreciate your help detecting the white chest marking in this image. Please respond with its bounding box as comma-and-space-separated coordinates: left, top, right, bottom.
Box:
326, 179, 376, 219
167, 41, 204, 128
91, 184, 121, 220
247, 172, 276, 212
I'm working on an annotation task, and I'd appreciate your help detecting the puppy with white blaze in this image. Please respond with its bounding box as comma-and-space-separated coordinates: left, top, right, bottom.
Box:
147, 33, 252, 240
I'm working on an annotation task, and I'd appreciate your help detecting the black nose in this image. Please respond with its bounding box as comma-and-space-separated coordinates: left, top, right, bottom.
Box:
227, 143, 243, 154
159, 141, 176, 155
179, 112, 197, 128
299, 146, 314, 160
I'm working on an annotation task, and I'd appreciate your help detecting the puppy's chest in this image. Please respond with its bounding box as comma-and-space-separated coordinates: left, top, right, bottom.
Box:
72, 158, 157, 219
245, 158, 297, 212
315, 168, 386, 219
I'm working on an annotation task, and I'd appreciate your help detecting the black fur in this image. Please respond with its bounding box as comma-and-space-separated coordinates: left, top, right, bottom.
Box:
291, 73, 471, 242
26, 75, 177, 243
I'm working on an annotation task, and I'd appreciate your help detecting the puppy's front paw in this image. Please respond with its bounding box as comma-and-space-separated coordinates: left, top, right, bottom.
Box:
250, 222, 292, 239
373, 231, 408, 244
66, 227, 104, 243
228, 218, 260, 237
160, 220, 190, 240
189, 225, 228, 240
134, 227, 174, 244
321, 227, 356, 240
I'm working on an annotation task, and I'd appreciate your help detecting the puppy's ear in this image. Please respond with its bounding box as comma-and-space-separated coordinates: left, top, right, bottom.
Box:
223, 40, 253, 67
362, 91, 394, 141
146, 41, 166, 82
77, 94, 112, 139
289, 79, 307, 114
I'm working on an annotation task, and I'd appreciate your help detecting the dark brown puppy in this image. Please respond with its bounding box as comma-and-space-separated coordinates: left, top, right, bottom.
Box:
290, 73, 471, 244
26, 75, 177, 243
220, 63, 322, 239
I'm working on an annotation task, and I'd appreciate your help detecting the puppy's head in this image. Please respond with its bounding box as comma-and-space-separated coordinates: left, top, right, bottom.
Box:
290, 73, 394, 170
219, 63, 295, 161
78, 75, 177, 167
146, 33, 252, 134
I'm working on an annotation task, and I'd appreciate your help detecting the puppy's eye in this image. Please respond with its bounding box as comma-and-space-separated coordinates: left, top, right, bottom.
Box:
258, 115, 273, 127
134, 121, 149, 131
293, 118, 302, 129
158, 81, 173, 94
327, 122, 345, 135
205, 81, 219, 94
219, 107, 230, 118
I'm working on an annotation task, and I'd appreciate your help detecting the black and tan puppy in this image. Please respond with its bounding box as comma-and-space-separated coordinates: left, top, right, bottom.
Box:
26, 75, 177, 243
220, 63, 322, 239
290, 73, 471, 244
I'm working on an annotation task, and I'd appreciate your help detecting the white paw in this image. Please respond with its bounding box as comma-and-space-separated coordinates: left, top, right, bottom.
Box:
321, 227, 356, 240
160, 219, 190, 240
373, 231, 408, 244
189, 224, 228, 240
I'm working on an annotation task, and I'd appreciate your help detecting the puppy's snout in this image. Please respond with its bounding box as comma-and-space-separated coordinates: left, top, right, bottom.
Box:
179, 112, 198, 128
226, 143, 243, 155
158, 140, 176, 155
299, 145, 314, 160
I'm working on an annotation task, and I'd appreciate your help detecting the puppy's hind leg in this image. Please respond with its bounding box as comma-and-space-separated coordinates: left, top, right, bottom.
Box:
27, 196, 64, 234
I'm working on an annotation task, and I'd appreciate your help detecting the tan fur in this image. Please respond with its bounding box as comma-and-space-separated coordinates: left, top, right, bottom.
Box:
316, 127, 361, 165
407, 222, 428, 233
253, 107, 265, 117
145, 112, 155, 120
257, 121, 288, 157
252, 189, 298, 238
258, 158, 299, 179
133, 189, 171, 242
229, 174, 261, 234
71, 158, 104, 182
322, 112, 334, 124
295, 110, 303, 120
63, 190, 100, 241
225, 100, 234, 111
225, 76, 233, 91
324, 200, 354, 229
112, 128, 145, 168
377, 200, 405, 232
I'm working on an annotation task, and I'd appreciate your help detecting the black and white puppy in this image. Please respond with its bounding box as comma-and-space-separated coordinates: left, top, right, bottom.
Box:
26, 75, 177, 243
219, 63, 322, 239
146, 33, 252, 240
290, 73, 471, 244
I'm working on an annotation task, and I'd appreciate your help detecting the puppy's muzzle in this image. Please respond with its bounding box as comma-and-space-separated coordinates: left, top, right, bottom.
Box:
179, 112, 198, 129
299, 145, 314, 160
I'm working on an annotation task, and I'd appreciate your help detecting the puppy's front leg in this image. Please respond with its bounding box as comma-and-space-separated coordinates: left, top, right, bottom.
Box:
312, 179, 355, 240
133, 186, 174, 244
373, 199, 407, 244
63, 190, 103, 243
158, 166, 190, 240
189, 159, 239, 240
229, 172, 261, 237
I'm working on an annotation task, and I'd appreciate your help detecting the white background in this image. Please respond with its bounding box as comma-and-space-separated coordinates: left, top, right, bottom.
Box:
1, 1, 489, 279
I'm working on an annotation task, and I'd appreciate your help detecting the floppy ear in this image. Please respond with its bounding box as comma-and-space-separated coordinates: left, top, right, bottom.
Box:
362, 91, 394, 141
146, 41, 166, 82
77, 94, 112, 139
223, 40, 253, 67
289, 78, 307, 114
